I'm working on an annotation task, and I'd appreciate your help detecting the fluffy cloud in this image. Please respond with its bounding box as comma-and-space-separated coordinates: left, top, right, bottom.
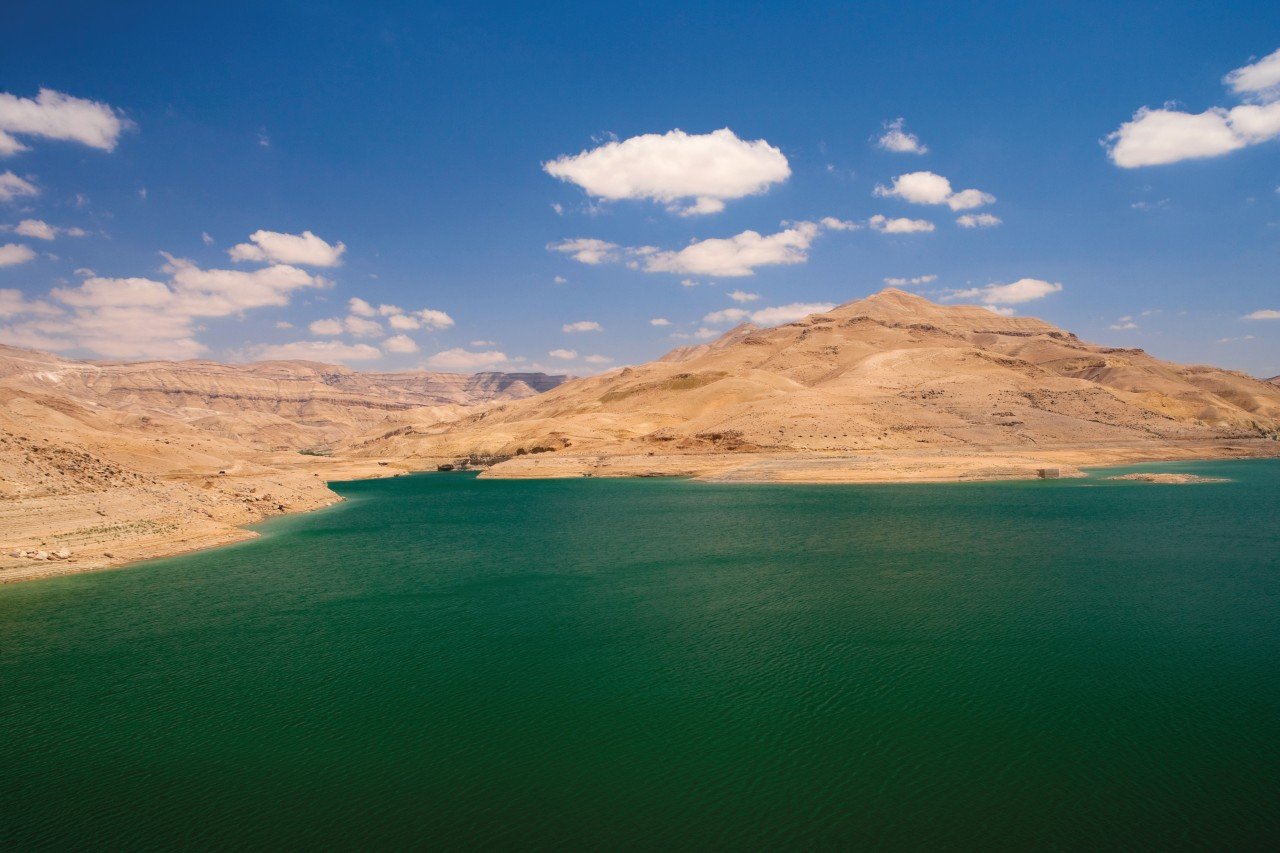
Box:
703, 308, 748, 324
876, 118, 928, 154
551, 219, 856, 277
818, 216, 860, 231
728, 289, 760, 302
1106, 48, 1280, 167
229, 229, 346, 267
543, 128, 790, 216
874, 171, 995, 210
2, 256, 328, 359
254, 340, 382, 363
7, 219, 85, 240
649, 317, 670, 326
948, 278, 1062, 306
547, 238, 620, 265
549, 348, 578, 359
1223, 47, 1280, 99
346, 298, 453, 332
640, 221, 821, 277
868, 214, 935, 234
1243, 309, 1280, 320
0, 89, 130, 156
704, 302, 836, 327
957, 213, 1002, 228
1109, 316, 1138, 330
0, 288, 59, 318
0, 243, 36, 266
425, 348, 510, 370
883, 274, 937, 286
407, 308, 454, 330
562, 320, 602, 332
0, 171, 38, 202
383, 334, 419, 354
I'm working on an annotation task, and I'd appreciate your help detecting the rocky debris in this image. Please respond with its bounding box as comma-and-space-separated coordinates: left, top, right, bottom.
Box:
10, 547, 74, 561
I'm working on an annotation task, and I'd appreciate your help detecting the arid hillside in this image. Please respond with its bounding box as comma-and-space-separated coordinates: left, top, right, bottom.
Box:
351, 289, 1280, 480
0, 347, 565, 580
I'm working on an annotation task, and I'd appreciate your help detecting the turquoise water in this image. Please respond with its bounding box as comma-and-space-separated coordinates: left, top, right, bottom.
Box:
3, 460, 1279, 849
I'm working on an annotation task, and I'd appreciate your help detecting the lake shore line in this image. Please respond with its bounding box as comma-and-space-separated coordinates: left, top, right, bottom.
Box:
4, 438, 1277, 584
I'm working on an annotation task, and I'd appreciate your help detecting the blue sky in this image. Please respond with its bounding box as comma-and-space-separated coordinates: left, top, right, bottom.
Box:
1, 1, 1278, 376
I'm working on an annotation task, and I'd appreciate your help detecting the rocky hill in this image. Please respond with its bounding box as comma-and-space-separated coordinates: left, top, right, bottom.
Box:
354, 289, 1280, 480
0, 347, 565, 580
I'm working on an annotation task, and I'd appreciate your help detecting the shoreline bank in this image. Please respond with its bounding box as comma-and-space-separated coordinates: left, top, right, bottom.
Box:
4, 439, 1277, 584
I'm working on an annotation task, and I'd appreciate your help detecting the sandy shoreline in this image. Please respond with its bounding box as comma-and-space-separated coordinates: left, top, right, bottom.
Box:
4, 438, 1276, 585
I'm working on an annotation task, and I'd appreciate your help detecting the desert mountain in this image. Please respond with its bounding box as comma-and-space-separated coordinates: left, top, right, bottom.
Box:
0, 347, 564, 580
352, 289, 1280, 479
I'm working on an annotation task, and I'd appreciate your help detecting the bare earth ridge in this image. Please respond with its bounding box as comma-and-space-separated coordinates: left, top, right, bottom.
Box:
4, 288, 1279, 581
352, 288, 1280, 480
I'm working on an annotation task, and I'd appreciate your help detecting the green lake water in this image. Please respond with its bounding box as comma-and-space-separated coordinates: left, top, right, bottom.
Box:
3, 460, 1279, 849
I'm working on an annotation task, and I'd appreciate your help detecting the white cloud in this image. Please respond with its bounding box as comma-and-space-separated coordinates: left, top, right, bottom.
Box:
562, 320, 602, 332
694, 327, 719, 339
383, 334, 419, 354
703, 308, 749, 323
376, 303, 403, 316
868, 214, 935, 234
1106, 49, 1280, 167
747, 302, 836, 326
10, 219, 86, 240
956, 213, 1002, 228
0, 243, 36, 266
584, 354, 614, 364
641, 221, 821, 277
0, 288, 59, 318
425, 347, 510, 370
1224, 47, 1280, 99
274, 320, 293, 329
348, 296, 376, 316
548, 237, 620, 265
387, 313, 419, 330
543, 128, 790, 216
549, 348, 578, 359
1109, 316, 1139, 330
0, 256, 328, 359
470, 339, 497, 346
703, 302, 836, 327
14, 219, 54, 240
0, 89, 129, 156
818, 216, 860, 231
202, 231, 215, 246
883, 274, 937, 286
874, 171, 995, 210
1243, 309, 1280, 320
552, 218, 853, 278
412, 308, 454, 330
649, 318, 670, 326
0, 171, 38, 202
876, 118, 928, 154
254, 340, 381, 363
554, 275, 567, 284
948, 278, 1062, 306
308, 318, 343, 335
728, 289, 760, 302
344, 315, 382, 337
229, 229, 346, 267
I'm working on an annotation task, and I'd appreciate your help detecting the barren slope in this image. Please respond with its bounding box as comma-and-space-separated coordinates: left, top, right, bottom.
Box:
0, 347, 565, 580
351, 289, 1280, 478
